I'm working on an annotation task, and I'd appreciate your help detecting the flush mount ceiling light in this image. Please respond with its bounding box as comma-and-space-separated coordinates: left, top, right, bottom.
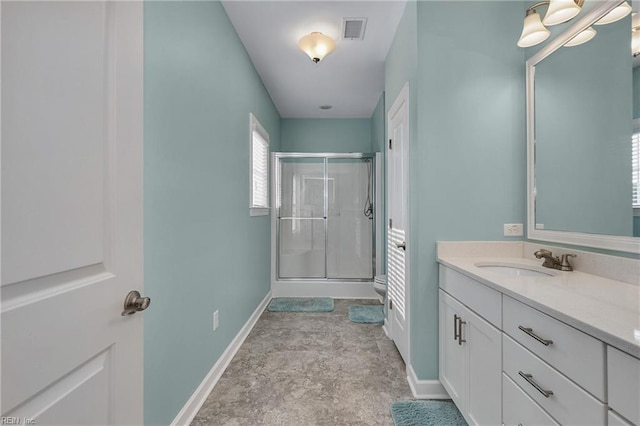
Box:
564, 26, 597, 46
298, 32, 336, 63
517, 0, 585, 48
594, 1, 632, 25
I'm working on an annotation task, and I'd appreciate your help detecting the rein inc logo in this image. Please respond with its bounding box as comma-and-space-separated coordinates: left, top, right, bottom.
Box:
1, 418, 35, 425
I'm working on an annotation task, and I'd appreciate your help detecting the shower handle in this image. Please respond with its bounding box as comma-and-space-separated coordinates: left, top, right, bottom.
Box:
396, 242, 406, 251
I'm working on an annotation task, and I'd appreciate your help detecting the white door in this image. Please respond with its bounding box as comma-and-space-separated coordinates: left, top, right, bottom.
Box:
1, 2, 144, 425
387, 84, 409, 363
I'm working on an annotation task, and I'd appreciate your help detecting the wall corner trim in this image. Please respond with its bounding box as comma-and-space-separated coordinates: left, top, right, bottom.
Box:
406, 364, 449, 400
171, 291, 272, 426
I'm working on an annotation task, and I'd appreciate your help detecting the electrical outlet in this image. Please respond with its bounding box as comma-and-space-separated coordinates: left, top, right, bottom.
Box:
503, 223, 523, 237
213, 310, 219, 331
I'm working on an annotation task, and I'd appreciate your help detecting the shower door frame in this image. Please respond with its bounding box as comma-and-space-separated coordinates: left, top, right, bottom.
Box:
273, 152, 376, 282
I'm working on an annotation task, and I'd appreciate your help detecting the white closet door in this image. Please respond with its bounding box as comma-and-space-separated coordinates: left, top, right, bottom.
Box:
387, 84, 409, 362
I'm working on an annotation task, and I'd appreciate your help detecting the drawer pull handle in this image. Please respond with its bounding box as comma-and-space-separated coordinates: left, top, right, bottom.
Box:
518, 326, 553, 346
518, 371, 554, 398
457, 316, 466, 345
454, 314, 460, 341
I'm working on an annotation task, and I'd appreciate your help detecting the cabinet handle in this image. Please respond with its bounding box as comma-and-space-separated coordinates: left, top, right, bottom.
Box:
518, 371, 554, 398
454, 314, 460, 341
457, 317, 466, 345
518, 326, 553, 346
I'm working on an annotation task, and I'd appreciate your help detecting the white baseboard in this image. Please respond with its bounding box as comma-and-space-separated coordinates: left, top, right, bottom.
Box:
406, 364, 449, 400
171, 291, 272, 426
272, 281, 378, 299
382, 319, 391, 339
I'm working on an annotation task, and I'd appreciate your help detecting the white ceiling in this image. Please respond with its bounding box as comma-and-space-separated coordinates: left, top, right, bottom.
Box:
222, 1, 407, 118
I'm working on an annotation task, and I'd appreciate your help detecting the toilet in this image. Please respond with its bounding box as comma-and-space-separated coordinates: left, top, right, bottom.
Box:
373, 274, 387, 297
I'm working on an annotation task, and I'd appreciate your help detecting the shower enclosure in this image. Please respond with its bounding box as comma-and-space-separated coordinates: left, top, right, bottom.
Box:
274, 153, 375, 281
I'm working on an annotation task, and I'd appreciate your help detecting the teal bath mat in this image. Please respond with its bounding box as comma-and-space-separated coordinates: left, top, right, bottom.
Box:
391, 400, 467, 426
348, 305, 384, 324
267, 297, 334, 312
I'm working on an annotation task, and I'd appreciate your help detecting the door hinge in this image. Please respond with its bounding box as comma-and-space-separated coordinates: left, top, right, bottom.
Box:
390, 299, 393, 310
389, 139, 393, 149
389, 218, 393, 229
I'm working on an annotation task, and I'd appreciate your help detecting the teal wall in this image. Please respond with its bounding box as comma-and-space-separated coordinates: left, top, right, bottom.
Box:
371, 94, 386, 274
634, 66, 640, 120
371, 94, 385, 154
144, 2, 280, 425
280, 118, 372, 152
384, 0, 525, 379
535, 17, 632, 236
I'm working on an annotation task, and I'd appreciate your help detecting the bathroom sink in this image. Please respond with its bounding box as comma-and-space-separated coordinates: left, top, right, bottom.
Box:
474, 262, 555, 277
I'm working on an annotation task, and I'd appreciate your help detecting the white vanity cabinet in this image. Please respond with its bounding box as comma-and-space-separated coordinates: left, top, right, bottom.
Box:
438, 264, 640, 426
439, 271, 502, 426
608, 346, 640, 425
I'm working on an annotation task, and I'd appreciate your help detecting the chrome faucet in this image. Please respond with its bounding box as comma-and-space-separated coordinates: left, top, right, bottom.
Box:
534, 249, 577, 271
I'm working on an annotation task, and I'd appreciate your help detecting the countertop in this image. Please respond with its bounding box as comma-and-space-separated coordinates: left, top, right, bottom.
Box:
438, 255, 640, 358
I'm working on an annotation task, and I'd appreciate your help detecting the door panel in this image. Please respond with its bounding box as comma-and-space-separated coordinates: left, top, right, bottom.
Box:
439, 291, 467, 408
327, 158, 373, 279
387, 85, 409, 362
1, 2, 143, 424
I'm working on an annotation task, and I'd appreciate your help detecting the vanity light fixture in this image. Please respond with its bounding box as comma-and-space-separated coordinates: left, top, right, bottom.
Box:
543, 0, 583, 26
298, 32, 336, 63
518, 0, 585, 47
564, 26, 597, 46
517, 7, 551, 47
594, 1, 632, 25
633, 13, 640, 57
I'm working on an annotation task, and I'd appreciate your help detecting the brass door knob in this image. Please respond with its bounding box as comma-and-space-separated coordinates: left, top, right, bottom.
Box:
122, 290, 151, 316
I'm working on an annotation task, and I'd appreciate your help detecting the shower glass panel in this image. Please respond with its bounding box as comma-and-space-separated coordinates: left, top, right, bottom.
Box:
327, 158, 373, 279
276, 153, 374, 281
278, 158, 326, 278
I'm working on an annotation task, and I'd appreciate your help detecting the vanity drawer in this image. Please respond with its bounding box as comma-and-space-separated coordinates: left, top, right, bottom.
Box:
503, 372, 559, 426
608, 346, 640, 425
439, 266, 501, 328
503, 295, 605, 400
503, 334, 606, 426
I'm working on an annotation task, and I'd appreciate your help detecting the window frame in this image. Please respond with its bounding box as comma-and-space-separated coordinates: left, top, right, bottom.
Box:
249, 113, 270, 216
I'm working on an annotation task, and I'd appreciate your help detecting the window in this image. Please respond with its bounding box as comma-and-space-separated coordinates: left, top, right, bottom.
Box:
250, 113, 269, 216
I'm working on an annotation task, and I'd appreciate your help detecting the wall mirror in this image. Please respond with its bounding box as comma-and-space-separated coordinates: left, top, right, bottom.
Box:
527, 0, 640, 253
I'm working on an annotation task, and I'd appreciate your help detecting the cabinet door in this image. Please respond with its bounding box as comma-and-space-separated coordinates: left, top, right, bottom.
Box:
439, 290, 467, 409
465, 307, 502, 426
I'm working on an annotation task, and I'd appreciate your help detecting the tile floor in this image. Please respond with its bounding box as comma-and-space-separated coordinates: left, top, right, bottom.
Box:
191, 299, 413, 425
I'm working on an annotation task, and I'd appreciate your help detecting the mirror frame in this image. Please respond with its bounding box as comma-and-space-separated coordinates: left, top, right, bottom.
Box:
527, 0, 640, 254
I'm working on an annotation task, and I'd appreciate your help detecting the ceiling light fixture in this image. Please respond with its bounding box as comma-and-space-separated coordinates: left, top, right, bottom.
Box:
298, 32, 336, 64
594, 1, 632, 25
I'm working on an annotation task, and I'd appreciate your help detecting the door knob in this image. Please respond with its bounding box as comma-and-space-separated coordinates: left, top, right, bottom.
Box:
396, 242, 406, 251
122, 290, 151, 316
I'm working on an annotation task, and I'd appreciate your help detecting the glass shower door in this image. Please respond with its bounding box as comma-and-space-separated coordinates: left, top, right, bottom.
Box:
326, 158, 374, 279
277, 158, 326, 278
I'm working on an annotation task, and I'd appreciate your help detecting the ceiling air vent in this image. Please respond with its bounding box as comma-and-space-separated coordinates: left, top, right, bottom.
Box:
342, 18, 367, 40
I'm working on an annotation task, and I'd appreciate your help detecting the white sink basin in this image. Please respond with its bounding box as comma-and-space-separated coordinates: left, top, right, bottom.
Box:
474, 262, 555, 277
